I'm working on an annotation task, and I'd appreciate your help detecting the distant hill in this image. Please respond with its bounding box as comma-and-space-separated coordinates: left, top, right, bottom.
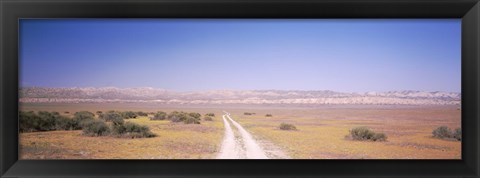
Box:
19, 87, 461, 105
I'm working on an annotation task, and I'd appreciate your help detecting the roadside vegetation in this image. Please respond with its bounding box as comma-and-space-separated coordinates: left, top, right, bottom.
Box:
432, 126, 461, 141
167, 111, 201, 124
203, 116, 214, 121
205, 113, 215, 117
19, 111, 155, 138
20, 110, 208, 136
19, 111, 89, 132
19, 106, 224, 159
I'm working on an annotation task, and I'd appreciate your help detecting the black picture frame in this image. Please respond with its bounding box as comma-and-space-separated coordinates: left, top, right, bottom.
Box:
1, 0, 479, 177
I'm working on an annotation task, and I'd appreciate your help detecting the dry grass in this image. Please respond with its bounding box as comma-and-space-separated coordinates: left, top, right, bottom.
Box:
19, 106, 224, 159
19, 103, 461, 159
228, 105, 461, 159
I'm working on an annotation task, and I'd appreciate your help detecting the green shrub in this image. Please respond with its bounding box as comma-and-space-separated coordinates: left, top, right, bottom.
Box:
36, 111, 58, 131
20, 111, 82, 132
432, 126, 452, 139
454, 128, 462, 141
111, 122, 156, 138
74, 111, 95, 121
203, 116, 213, 121
184, 116, 201, 124
349, 127, 387, 142
371, 132, 387, 141
168, 111, 188, 122
205, 113, 215, 117
82, 120, 110, 136
54, 116, 81, 130
432, 126, 461, 141
279, 123, 297, 131
188, 112, 201, 119
121, 111, 138, 119
165, 111, 203, 124
123, 122, 156, 138
111, 122, 127, 135
73, 111, 95, 127
19, 111, 42, 132
100, 112, 124, 124
244, 112, 255, 115
265, 114, 273, 117
151, 111, 167, 120
136, 111, 148, 116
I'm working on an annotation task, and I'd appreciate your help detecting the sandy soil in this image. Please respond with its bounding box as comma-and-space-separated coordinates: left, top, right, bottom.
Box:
217, 111, 288, 159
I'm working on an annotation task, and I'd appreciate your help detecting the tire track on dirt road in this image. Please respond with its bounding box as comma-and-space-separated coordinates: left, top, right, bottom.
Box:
217, 111, 268, 159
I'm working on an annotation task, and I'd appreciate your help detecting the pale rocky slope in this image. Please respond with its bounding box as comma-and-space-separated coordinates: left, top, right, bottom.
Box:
19, 87, 460, 105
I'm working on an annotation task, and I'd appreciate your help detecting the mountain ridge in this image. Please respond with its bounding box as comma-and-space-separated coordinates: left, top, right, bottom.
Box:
19, 87, 461, 105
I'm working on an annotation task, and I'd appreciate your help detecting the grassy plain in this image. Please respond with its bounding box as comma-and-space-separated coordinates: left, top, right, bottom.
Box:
19, 103, 224, 159
19, 103, 461, 159
227, 105, 461, 159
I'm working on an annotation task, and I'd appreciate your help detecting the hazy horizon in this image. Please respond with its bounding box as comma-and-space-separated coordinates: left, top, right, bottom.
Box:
20, 19, 461, 93
19, 86, 461, 94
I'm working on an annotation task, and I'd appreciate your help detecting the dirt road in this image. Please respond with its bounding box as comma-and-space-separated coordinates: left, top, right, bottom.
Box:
216, 111, 269, 159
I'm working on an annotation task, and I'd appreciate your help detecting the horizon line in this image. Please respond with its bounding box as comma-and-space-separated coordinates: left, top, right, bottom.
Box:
19, 86, 462, 94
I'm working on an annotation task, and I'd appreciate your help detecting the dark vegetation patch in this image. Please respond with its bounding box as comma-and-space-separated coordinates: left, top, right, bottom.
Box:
168, 111, 201, 124
348, 126, 387, 142
151, 111, 167, 120
432, 126, 461, 141
205, 113, 215, 117
19, 111, 155, 139
279, 123, 297, 131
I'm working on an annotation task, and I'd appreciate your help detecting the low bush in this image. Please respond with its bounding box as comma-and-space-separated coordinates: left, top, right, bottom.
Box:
168, 111, 185, 122
432, 126, 452, 139
168, 111, 201, 124
279, 123, 297, 131
19, 111, 43, 132
136, 111, 148, 117
184, 116, 201, 124
370, 132, 387, 141
151, 111, 167, 120
244, 112, 255, 115
121, 111, 138, 119
36, 111, 58, 131
454, 128, 462, 141
74, 111, 95, 120
205, 113, 215, 117
82, 120, 110, 136
188, 112, 202, 119
203, 116, 213, 121
19, 110, 156, 139
20, 111, 83, 132
100, 112, 124, 124
123, 122, 156, 138
265, 114, 273, 117
96, 111, 103, 114
111, 122, 156, 138
73, 111, 95, 127
54, 116, 81, 130
349, 127, 387, 141
432, 126, 461, 141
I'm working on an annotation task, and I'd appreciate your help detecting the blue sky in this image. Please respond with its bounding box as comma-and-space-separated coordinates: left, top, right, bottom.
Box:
19, 19, 461, 92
